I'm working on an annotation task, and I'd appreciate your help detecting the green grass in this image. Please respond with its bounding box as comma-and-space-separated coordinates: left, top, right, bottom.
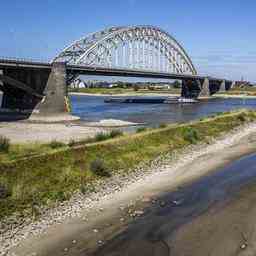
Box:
69, 87, 181, 95
217, 86, 256, 96
0, 130, 124, 163
0, 109, 256, 220
70, 87, 134, 95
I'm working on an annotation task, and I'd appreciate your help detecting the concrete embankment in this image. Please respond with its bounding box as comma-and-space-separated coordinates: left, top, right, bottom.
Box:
1, 110, 256, 255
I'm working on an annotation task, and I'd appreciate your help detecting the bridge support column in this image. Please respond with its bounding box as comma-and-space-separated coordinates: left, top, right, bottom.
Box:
30, 62, 77, 121
219, 80, 226, 92
34, 63, 67, 114
198, 78, 210, 98
181, 80, 190, 98
0, 69, 3, 108
181, 80, 201, 99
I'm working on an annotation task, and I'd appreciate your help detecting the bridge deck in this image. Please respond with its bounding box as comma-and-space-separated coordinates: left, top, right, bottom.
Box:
0, 59, 231, 83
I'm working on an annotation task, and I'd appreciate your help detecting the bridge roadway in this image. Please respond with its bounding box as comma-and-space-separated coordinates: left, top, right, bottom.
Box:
0, 58, 231, 82
0, 58, 234, 119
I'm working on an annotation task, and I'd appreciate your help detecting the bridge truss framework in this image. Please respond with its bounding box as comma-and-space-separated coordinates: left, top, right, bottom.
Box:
53, 25, 197, 76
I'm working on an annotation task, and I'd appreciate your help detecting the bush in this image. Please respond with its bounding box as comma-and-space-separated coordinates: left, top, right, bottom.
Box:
48, 140, 66, 149
95, 132, 110, 142
0, 184, 11, 199
0, 136, 10, 153
133, 85, 139, 91
68, 139, 76, 147
238, 113, 246, 122
136, 127, 147, 133
159, 123, 167, 129
182, 127, 199, 144
109, 129, 123, 138
90, 158, 111, 177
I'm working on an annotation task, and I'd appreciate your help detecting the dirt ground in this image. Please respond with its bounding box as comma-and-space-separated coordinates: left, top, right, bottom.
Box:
0, 121, 106, 143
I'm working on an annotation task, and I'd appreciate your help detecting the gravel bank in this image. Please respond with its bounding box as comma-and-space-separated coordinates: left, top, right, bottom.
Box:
0, 122, 106, 144
2, 122, 256, 256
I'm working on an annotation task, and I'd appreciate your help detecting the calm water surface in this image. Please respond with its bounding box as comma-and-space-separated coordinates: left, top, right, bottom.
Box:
70, 95, 256, 126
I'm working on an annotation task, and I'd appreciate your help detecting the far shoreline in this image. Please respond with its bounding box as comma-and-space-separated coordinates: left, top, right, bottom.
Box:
69, 91, 256, 99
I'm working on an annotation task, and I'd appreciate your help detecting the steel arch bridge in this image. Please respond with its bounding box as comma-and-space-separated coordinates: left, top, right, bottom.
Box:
53, 25, 197, 76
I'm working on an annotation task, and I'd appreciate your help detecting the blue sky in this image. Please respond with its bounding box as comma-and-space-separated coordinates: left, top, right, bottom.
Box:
1, 0, 256, 82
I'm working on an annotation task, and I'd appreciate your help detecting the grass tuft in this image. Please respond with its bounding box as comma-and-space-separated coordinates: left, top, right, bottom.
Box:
182, 127, 199, 144
136, 127, 147, 133
159, 123, 168, 129
0, 136, 10, 153
48, 140, 66, 149
90, 158, 111, 177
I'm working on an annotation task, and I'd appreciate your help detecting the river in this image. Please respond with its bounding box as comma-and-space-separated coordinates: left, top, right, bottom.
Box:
70, 95, 256, 126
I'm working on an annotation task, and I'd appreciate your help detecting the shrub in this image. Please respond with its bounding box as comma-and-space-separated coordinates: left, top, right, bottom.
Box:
95, 132, 110, 142
136, 127, 147, 133
0, 184, 11, 199
68, 139, 76, 147
159, 123, 167, 129
48, 140, 66, 149
133, 85, 139, 91
182, 127, 199, 144
238, 113, 246, 122
90, 158, 110, 177
109, 129, 123, 138
0, 136, 10, 153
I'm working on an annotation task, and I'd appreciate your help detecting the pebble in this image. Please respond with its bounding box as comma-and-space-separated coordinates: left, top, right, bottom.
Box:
97, 240, 104, 246
134, 210, 144, 216
93, 229, 99, 233
160, 201, 167, 207
72, 239, 77, 244
141, 197, 151, 203
64, 247, 69, 252
241, 243, 247, 249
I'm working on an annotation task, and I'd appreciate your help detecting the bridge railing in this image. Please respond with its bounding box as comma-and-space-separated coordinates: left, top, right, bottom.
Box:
0, 56, 51, 64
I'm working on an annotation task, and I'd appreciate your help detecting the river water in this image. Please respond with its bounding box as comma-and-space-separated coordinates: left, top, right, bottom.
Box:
70, 95, 256, 126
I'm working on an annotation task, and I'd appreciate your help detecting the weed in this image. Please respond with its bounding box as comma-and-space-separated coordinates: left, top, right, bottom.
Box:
0, 184, 11, 199
159, 123, 168, 128
238, 113, 246, 122
182, 127, 199, 144
90, 158, 111, 177
48, 140, 66, 149
0, 136, 10, 153
109, 130, 123, 138
136, 127, 147, 133
68, 139, 76, 147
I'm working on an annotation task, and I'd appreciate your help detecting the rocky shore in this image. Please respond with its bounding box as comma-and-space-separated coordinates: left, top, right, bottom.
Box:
2, 122, 256, 256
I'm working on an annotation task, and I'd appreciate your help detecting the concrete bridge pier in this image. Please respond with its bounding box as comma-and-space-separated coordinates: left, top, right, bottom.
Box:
0, 62, 78, 122
29, 62, 78, 122
181, 79, 202, 98
198, 78, 210, 98
219, 80, 226, 92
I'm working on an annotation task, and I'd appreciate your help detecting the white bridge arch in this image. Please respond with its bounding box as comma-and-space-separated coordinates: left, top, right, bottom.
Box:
53, 25, 197, 75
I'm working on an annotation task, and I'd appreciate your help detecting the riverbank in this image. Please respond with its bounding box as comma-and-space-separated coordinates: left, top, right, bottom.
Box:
7, 116, 256, 256
170, 169, 256, 256
0, 122, 107, 144
70, 91, 180, 97
0, 110, 256, 255
215, 93, 256, 99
